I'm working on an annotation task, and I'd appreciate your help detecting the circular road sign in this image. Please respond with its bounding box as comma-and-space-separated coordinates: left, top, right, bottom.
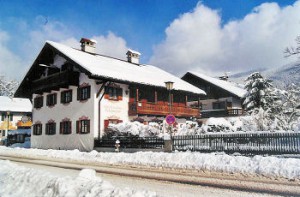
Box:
166, 114, 176, 125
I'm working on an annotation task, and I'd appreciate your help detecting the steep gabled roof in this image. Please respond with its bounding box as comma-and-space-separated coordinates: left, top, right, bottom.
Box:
0, 96, 32, 112
183, 71, 246, 98
43, 41, 205, 95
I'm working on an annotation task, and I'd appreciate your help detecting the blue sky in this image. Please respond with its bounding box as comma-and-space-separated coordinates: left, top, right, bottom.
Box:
0, 0, 299, 80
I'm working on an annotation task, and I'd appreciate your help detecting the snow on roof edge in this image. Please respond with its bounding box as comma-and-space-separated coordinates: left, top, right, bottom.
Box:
187, 71, 246, 98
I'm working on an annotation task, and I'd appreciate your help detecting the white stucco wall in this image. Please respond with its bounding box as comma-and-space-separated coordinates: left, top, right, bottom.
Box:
98, 83, 130, 137
31, 74, 96, 151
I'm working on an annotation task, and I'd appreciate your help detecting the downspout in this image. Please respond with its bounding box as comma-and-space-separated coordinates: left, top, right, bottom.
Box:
97, 81, 111, 140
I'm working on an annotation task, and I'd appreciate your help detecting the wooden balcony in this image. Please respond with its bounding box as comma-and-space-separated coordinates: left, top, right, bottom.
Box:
31, 71, 80, 94
200, 108, 244, 118
129, 102, 200, 118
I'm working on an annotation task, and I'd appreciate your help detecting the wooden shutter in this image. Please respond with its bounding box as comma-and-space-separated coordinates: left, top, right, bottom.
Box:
87, 120, 90, 133
54, 93, 57, 105
117, 88, 123, 101
104, 120, 109, 129
77, 87, 80, 100
60, 122, 63, 134
76, 121, 80, 134
87, 86, 91, 99
61, 92, 64, 103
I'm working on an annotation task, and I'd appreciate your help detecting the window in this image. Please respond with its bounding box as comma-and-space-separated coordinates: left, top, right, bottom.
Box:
33, 124, 42, 135
34, 96, 43, 108
46, 122, 56, 135
60, 121, 72, 134
47, 93, 57, 107
77, 86, 91, 101
1, 113, 5, 121
9, 114, 13, 121
105, 87, 122, 100
104, 119, 123, 129
213, 101, 226, 109
76, 120, 90, 134
61, 90, 72, 104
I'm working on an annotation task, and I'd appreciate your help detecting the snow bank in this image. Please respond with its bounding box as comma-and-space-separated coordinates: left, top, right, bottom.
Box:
0, 147, 299, 180
105, 117, 299, 137
0, 160, 157, 197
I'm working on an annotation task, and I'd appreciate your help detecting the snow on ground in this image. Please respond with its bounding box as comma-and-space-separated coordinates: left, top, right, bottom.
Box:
0, 147, 299, 180
0, 160, 157, 197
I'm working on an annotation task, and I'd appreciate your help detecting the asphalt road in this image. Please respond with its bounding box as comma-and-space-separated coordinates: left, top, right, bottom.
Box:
1, 155, 299, 197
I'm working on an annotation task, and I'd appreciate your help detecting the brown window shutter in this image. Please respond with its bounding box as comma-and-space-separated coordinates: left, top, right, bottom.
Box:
104, 120, 109, 129
76, 121, 80, 134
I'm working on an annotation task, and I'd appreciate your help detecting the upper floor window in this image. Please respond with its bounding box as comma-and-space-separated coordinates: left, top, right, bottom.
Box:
105, 86, 122, 100
61, 90, 72, 104
33, 124, 42, 135
46, 122, 56, 135
76, 119, 90, 134
77, 86, 91, 101
1, 113, 13, 121
60, 120, 72, 135
47, 93, 57, 107
34, 96, 43, 109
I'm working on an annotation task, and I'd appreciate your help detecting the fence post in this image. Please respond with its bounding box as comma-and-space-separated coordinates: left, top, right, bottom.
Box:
164, 136, 173, 152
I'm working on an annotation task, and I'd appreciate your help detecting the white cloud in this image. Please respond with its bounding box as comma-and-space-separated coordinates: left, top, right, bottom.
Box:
4, 16, 130, 80
60, 32, 129, 60
0, 30, 22, 79
149, 1, 300, 77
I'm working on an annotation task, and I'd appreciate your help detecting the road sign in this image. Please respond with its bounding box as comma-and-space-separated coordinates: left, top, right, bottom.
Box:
166, 114, 176, 125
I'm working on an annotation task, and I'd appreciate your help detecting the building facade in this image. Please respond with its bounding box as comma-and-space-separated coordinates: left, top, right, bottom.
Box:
0, 96, 32, 143
15, 38, 205, 151
182, 72, 247, 119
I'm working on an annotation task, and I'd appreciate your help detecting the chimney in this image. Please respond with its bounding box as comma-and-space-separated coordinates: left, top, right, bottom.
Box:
126, 49, 141, 64
80, 38, 97, 53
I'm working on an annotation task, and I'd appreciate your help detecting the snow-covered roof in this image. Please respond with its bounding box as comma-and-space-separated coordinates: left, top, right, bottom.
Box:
0, 96, 32, 112
47, 41, 205, 95
187, 71, 247, 98
127, 49, 141, 55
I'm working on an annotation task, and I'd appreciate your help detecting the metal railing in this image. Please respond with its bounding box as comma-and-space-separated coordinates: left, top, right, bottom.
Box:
173, 132, 300, 155
94, 136, 164, 149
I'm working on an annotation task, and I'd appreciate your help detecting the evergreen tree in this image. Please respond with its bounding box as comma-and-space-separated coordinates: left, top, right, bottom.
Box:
243, 72, 273, 113
243, 72, 284, 130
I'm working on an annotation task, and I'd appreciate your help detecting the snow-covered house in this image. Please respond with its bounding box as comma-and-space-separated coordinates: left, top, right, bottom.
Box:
182, 72, 246, 119
15, 38, 205, 151
0, 96, 32, 141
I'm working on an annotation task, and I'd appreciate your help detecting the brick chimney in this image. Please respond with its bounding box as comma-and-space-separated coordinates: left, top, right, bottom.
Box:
126, 49, 141, 64
80, 38, 97, 53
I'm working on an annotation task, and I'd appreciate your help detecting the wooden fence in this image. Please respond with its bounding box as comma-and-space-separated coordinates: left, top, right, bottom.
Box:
94, 136, 164, 149
172, 132, 300, 155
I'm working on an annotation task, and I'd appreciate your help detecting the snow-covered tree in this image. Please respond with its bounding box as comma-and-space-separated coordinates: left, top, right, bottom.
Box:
243, 72, 286, 130
243, 72, 274, 112
0, 76, 19, 98
280, 83, 300, 130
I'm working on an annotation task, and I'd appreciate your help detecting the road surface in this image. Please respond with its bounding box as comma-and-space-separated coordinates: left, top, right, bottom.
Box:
1, 156, 299, 197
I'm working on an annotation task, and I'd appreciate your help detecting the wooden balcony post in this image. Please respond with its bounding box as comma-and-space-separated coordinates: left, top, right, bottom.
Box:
136, 88, 139, 102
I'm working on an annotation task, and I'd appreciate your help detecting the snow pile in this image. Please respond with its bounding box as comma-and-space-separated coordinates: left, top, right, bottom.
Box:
105, 121, 162, 137
0, 160, 157, 197
1, 147, 299, 180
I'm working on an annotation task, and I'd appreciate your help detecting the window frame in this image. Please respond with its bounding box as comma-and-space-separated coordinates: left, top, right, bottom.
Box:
45, 122, 56, 135
34, 96, 44, 109
76, 119, 90, 134
61, 90, 73, 104
46, 93, 57, 107
77, 86, 91, 101
105, 86, 123, 101
33, 124, 42, 135
60, 121, 72, 135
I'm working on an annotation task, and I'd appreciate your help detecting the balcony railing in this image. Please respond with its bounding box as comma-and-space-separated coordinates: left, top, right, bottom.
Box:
31, 71, 80, 94
129, 102, 200, 118
201, 108, 244, 118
